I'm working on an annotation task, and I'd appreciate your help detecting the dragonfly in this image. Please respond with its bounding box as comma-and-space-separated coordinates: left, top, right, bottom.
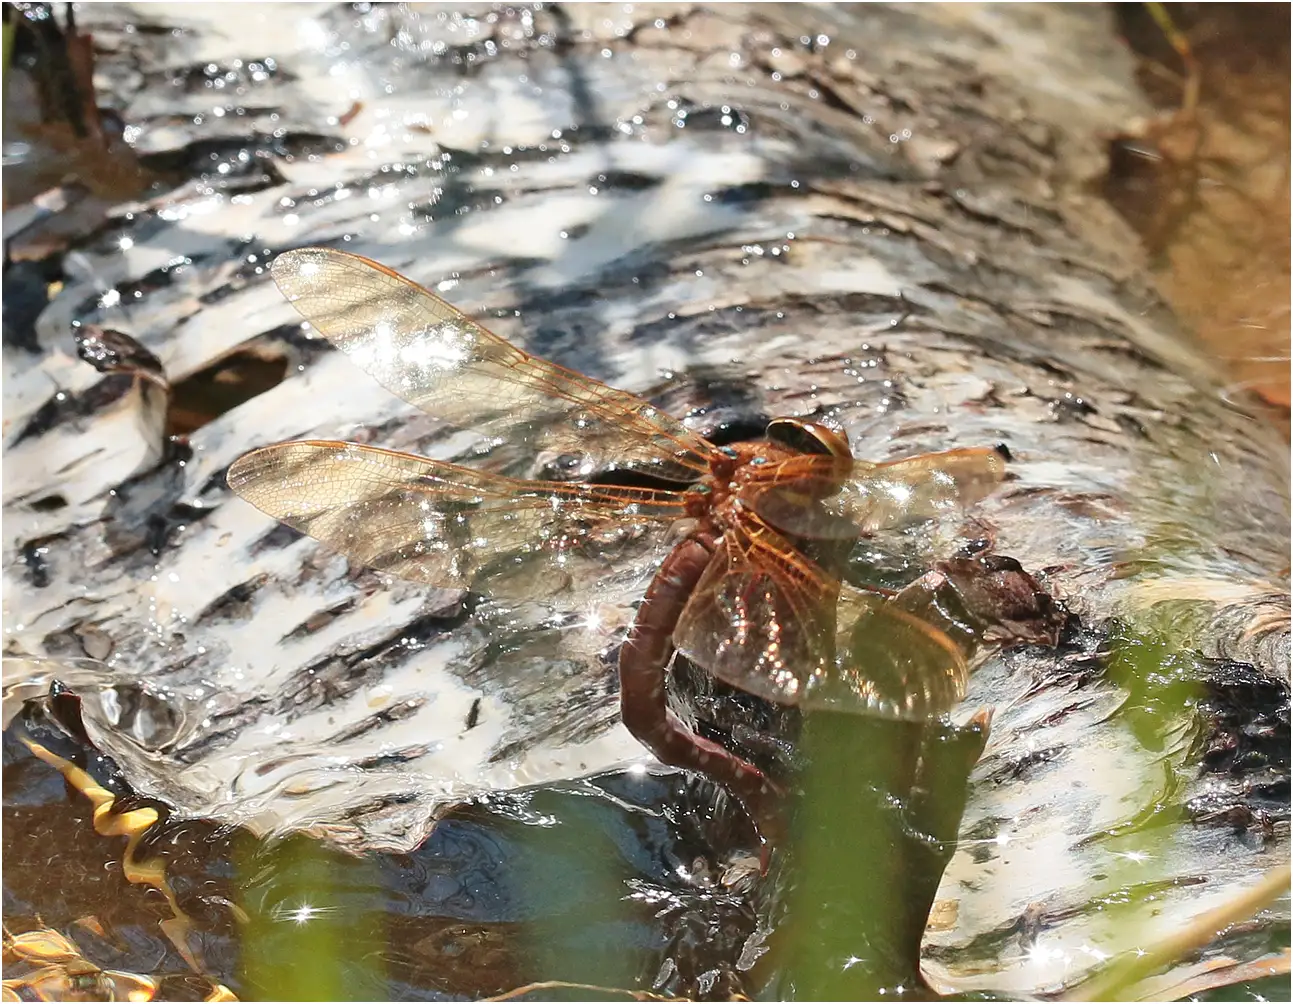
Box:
226, 247, 1009, 847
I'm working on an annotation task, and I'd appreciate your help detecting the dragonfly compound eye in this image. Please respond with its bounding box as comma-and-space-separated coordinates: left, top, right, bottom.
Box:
765, 418, 851, 458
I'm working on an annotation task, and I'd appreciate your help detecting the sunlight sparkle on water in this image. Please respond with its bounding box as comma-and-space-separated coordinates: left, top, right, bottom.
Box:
1027, 940, 1068, 967
279, 902, 331, 925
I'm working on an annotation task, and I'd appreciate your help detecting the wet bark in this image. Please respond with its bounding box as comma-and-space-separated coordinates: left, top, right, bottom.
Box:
3, 3, 1287, 998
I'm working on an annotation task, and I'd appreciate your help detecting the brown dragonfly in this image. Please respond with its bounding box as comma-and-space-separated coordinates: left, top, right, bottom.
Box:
227, 247, 1008, 845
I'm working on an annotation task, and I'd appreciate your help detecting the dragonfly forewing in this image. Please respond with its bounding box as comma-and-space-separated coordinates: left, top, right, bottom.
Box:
271, 248, 716, 481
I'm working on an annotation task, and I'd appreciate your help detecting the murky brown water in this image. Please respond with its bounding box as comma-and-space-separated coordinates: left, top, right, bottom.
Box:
1107, 3, 1291, 429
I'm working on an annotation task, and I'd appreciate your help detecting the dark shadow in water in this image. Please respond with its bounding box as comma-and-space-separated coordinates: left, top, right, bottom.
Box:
3, 683, 761, 1000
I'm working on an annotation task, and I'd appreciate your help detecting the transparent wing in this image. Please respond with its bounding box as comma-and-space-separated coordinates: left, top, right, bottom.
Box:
749, 447, 1009, 540
672, 524, 842, 706
833, 447, 1008, 531
831, 584, 969, 719
271, 248, 716, 480
226, 441, 686, 599
670, 527, 969, 718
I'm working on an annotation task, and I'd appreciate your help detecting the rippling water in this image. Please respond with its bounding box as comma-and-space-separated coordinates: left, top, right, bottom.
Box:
3, 3, 1288, 1000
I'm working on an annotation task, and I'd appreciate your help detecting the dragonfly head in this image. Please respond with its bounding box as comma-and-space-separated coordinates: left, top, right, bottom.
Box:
764, 417, 854, 499
765, 418, 851, 460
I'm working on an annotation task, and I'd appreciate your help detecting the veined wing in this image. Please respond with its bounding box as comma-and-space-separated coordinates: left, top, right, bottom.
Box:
271, 248, 716, 481
831, 584, 969, 719
672, 522, 842, 706
748, 446, 1009, 540
670, 522, 969, 719
226, 441, 686, 599
834, 446, 1008, 531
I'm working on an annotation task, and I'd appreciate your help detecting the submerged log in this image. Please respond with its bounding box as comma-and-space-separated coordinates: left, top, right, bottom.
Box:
3, 3, 1287, 997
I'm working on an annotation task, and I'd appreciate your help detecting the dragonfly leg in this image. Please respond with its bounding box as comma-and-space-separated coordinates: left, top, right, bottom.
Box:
620, 536, 783, 850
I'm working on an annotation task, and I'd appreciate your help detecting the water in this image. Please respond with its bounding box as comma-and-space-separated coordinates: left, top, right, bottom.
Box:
1105, 3, 1290, 432
3, 4, 1287, 1000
